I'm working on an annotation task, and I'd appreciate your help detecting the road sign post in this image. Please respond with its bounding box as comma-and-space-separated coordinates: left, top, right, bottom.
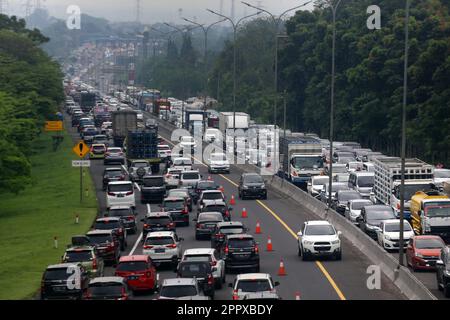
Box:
72, 141, 90, 203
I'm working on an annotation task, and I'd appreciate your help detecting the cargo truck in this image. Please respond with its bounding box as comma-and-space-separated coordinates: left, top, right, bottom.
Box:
125, 128, 161, 174
80, 91, 96, 112
184, 110, 206, 135
410, 190, 450, 239
112, 110, 137, 147
218, 112, 250, 153
371, 157, 434, 219
278, 134, 324, 189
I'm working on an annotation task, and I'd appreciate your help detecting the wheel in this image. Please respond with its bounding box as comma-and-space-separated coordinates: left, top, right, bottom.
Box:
298, 246, 302, 257
262, 194, 267, 200
335, 251, 342, 261
301, 247, 308, 261
444, 285, 450, 298
195, 234, 200, 241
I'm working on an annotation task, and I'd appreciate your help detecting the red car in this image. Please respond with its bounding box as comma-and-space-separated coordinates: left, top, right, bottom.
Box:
115, 255, 158, 292
406, 235, 445, 271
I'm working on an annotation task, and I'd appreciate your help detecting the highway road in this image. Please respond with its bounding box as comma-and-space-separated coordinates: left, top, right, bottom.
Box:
66, 111, 406, 300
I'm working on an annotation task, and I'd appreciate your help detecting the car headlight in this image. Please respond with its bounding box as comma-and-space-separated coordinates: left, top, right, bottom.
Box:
243, 186, 249, 190
303, 240, 314, 245
384, 235, 391, 240
415, 252, 424, 258
261, 184, 266, 189
331, 239, 340, 245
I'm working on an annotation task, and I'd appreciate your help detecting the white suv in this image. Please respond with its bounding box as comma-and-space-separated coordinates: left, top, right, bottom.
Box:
172, 157, 193, 171
106, 181, 136, 209
142, 231, 183, 266
229, 273, 280, 300
207, 152, 230, 173
181, 248, 225, 289
376, 219, 414, 251
179, 170, 201, 189
297, 220, 342, 260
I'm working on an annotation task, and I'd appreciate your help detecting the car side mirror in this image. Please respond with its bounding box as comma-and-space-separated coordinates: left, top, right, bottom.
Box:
140, 218, 144, 222
419, 210, 423, 216
179, 237, 184, 241
228, 207, 233, 211
337, 231, 342, 236
297, 231, 302, 237
212, 267, 217, 272
228, 283, 233, 288
274, 281, 280, 287
436, 260, 444, 266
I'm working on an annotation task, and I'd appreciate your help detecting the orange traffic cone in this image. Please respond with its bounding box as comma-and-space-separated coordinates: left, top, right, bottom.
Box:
278, 259, 287, 276
207, 175, 212, 181
241, 208, 248, 218
295, 291, 301, 300
266, 236, 273, 251
230, 195, 236, 205
255, 221, 262, 234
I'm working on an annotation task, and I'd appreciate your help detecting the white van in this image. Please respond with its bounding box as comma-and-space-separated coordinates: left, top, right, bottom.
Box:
106, 181, 136, 209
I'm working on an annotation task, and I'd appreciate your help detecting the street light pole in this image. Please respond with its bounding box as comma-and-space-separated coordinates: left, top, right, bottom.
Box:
399, 0, 411, 268
206, 9, 261, 156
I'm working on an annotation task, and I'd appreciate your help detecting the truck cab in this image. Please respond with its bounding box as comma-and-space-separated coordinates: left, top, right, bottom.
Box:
288, 153, 324, 187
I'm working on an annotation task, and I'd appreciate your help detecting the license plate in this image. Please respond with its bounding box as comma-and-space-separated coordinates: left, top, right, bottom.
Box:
155, 248, 165, 253
117, 194, 124, 198
53, 286, 66, 292
205, 224, 215, 228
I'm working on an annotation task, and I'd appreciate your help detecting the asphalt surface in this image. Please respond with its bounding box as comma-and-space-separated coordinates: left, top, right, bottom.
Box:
65, 109, 409, 300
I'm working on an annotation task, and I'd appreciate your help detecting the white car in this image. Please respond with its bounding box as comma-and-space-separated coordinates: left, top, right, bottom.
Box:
158, 278, 209, 300
344, 199, 373, 224
172, 157, 193, 171
297, 220, 342, 260
106, 181, 136, 209
164, 168, 182, 189
142, 231, 183, 266
434, 168, 450, 191
179, 170, 201, 189
198, 190, 226, 211
181, 248, 226, 288
157, 144, 172, 159
180, 136, 196, 150
307, 175, 329, 197
229, 273, 280, 300
376, 219, 415, 251
204, 128, 221, 143
207, 152, 230, 173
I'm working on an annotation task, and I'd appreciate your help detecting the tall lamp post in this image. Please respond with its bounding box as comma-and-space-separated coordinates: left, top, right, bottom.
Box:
182, 17, 227, 134
206, 8, 261, 155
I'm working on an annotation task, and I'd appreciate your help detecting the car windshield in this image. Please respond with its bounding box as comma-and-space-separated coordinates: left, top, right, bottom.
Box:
305, 225, 335, 235
324, 184, 348, 193
415, 238, 444, 249
211, 153, 227, 161
174, 159, 192, 165
108, 184, 132, 192
108, 209, 133, 217
228, 238, 254, 248
367, 209, 395, 220
184, 254, 211, 263
164, 200, 184, 210
384, 222, 412, 232
179, 263, 211, 277
145, 236, 174, 245
93, 145, 105, 150
198, 213, 223, 222
313, 177, 329, 186
160, 285, 197, 298
220, 226, 244, 234
202, 193, 222, 200
435, 170, 450, 178
197, 182, 216, 189
182, 173, 200, 180
244, 175, 263, 184
143, 177, 164, 187
94, 221, 120, 230
44, 268, 71, 280
292, 156, 324, 169
236, 280, 271, 292
358, 176, 374, 188
116, 261, 147, 272
424, 204, 450, 218
351, 201, 373, 210
64, 251, 92, 262
338, 192, 362, 201
88, 234, 113, 244
89, 283, 123, 297
105, 170, 122, 177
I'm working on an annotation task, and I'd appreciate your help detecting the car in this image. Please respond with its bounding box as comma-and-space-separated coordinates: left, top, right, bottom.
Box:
85, 276, 132, 300
334, 173, 350, 183
164, 168, 182, 189
82, 127, 99, 144
141, 212, 176, 238
434, 168, 450, 192
40, 263, 90, 300
319, 182, 349, 204
115, 255, 158, 292
179, 170, 201, 189
142, 231, 183, 266
348, 172, 374, 198
200, 200, 232, 221
128, 160, 151, 182
145, 118, 158, 129
89, 144, 107, 159
92, 134, 109, 146
180, 136, 197, 151
357, 205, 396, 239
324, 163, 347, 176
436, 246, 450, 297
204, 128, 221, 143
376, 219, 415, 251
167, 188, 193, 211
104, 147, 126, 165
222, 234, 260, 273
161, 196, 190, 226
106, 181, 136, 209
85, 230, 121, 265
194, 212, 224, 240
105, 205, 137, 234
176, 261, 215, 298
406, 235, 445, 271
192, 180, 221, 204
157, 144, 172, 160
93, 217, 127, 251
344, 199, 373, 224
140, 175, 166, 203
332, 190, 362, 215
211, 221, 246, 249
207, 152, 230, 173
307, 175, 329, 197
238, 173, 267, 200
158, 278, 209, 300
62, 246, 104, 277
181, 248, 226, 288
297, 220, 342, 260
102, 167, 127, 190
242, 292, 281, 300
346, 161, 364, 173
198, 190, 226, 211
229, 273, 280, 300
171, 157, 193, 171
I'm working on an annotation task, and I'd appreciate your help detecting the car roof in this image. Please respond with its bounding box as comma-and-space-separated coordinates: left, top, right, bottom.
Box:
203, 200, 226, 206
96, 217, 121, 222
226, 233, 254, 240
352, 172, 374, 177
108, 181, 132, 185
87, 229, 113, 235
198, 212, 223, 218
89, 276, 125, 285
92, 144, 106, 147
364, 205, 393, 211
242, 172, 261, 177
119, 255, 149, 262
109, 205, 133, 210
181, 170, 200, 174
46, 263, 80, 269
305, 220, 332, 226
66, 246, 95, 252
104, 167, 123, 171
145, 211, 171, 218
164, 196, 185, 201
162, 278, 197, 286
184, 248, 215, 255
217, 221, 244, 227
146, 231, 176, 238
201, 190, 222, 194
236, 273, 271, 280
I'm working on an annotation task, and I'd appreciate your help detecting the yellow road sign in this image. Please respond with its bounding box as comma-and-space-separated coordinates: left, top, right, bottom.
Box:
45, 121, 63, 132
72, 141, 89, 158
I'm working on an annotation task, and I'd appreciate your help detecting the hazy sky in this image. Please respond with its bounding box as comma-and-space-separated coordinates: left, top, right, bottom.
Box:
8, 0, 314, 23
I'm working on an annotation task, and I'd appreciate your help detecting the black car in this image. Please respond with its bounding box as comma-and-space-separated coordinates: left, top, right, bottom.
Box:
85, 276, 132, 300
332, 190, 362, 215
141, 212, 176, 239
200, 201, 232, 222
176, 261, 215, 298
194, 212, 224, 240
93, 217, 127, 251
167, 188, 193, 212
161, 197, 189, 226
40, 263, 90, 300
436, 246, 450, 297
102, 167, 126, 190
211, 222, 246, 249
192, 180, 221, 204
238, 173, 267, 200
86, 230, 121, 265
357, 205, 396, 239
105, 206, 137, 234
141, 175, 166, 203
223, 234, 260, 273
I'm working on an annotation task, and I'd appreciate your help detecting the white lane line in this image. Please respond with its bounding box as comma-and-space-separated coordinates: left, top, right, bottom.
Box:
147, 204, 151, 213
129, 232, 143, 256
134, 182, 141, 192
121, 164, 129, 174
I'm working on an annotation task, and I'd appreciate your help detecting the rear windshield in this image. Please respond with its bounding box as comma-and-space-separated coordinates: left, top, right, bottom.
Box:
197, 182, 216, 189
145, 236, 174, 245
164, 200, 185, 210
132, 162, 149, 168
107, 148, 122, 153
244, 175, 263, 184
93, 145, 105, 150
105, 170, 122, 177
385, 222, 412, 232
116, 261, 148, 272
44, 268, 71, 280
182, 173, 200, 180
312, 177, 329, 185
143, 177, 164, 187
108, 184, 132, 192
168, 191, 187, 198
146, 217, 171, 224
64, 251, 92, 262
184, 254, 211, 263
351, 201, 373, 210
199, 213, 223, 222
228, 238, 255, 248
179, 263, 211, 277
338, 192, 362, 201
160, 285, 197, 298
88, 234, 113, 244
108, 209, 133, 217
89, 283, 123, 296
202, 193, 222, 200
367, 209, 395, 220
94, 221, 121, 230
236, 280, 271, 292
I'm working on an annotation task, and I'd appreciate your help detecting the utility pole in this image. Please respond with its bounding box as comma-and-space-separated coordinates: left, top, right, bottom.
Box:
136, 0, 141, 23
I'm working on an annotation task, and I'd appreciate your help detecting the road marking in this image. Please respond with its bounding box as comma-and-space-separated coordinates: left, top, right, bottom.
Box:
129, 232, 143, 256
121, 164, 129, 174
147, 204, 151, 213
134, 182, 141, 192
157, 122, 347, 300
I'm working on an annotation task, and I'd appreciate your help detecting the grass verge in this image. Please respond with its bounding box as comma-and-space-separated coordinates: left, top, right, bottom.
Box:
0, 130, 98, 299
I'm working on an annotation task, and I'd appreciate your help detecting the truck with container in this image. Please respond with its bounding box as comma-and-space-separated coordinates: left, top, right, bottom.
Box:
125, 127, 161, 174
410, 190, 450, 240
112, 110, 137, 147
278, 134, 324, 189
138, 90, 161, 111
184, 110, 206, 135
218, 112, 250, 153
152, 98, 171, 118
371, 157, 435, 219
80, 91, 97, 112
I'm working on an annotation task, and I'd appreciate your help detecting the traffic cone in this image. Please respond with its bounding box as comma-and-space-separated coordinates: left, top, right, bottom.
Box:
219, 185, 224, 193
230, 195, 236, 205
241, 208, 248, 218
295, 291, 301, 300
266, 236, 273, 251
207, 175, 212, 181
255, 221, 262, 234
278, 259, 287, 276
